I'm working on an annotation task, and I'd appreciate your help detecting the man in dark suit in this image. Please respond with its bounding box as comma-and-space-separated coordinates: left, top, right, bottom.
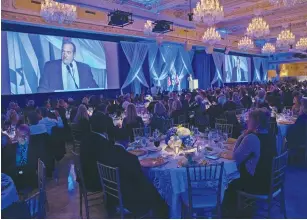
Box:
90, 103, 116, 141
232, 57, 246, 82
38, 41, 98, 93
80, 132, 169, 218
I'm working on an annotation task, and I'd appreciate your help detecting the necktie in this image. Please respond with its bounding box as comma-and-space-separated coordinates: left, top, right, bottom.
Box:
67, 65, 76, 90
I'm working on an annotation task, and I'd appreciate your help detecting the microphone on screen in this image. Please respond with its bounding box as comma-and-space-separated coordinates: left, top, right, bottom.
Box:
66, 64, 79, 89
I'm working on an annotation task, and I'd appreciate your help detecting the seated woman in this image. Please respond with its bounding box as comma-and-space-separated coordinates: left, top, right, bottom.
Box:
170, 99, 184, 124
122, 103, 144, 141
1, 125, 40, 191
222, 108, 277, 218
287, 97, 307, 148
73, 104, 91, 135
232, 92, 244, 109
149, 101, 170, 133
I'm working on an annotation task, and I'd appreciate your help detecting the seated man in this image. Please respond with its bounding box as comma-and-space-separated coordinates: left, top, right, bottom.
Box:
80, 132, 169, 218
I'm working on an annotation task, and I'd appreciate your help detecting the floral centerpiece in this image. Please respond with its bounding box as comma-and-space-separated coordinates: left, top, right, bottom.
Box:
165, 125, 194, 149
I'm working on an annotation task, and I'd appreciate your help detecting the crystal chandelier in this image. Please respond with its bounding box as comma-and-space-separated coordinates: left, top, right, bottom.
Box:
193, 0, 224, 25
202, 27, 221, 45
262, 43, 276, 54
246, 16, 270, 38
276, 29, 295, 48
269, 0, 298, 7
144, 20, 153, 35
238, 36, 254, 51
296, 37, 307, 51
40, 0, 77, 24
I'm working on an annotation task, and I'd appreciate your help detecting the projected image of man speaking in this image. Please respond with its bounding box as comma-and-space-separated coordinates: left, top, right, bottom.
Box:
38, 41, 98, 93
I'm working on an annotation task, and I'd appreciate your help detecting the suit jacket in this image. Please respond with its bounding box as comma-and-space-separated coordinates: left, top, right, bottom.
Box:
38, 59, 98, 93
80, 132, 168, 217
90, 111, 116, 141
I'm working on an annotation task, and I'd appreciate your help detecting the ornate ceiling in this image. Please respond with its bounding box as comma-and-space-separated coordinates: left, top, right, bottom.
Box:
2, 0, 307, 54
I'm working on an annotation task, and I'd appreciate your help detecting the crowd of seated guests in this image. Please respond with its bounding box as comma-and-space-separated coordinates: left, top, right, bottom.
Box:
1, 79, 306, 218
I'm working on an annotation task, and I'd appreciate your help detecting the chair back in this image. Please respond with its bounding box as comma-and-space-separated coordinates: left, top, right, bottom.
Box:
91, 131, 109, 140
70, 123, 83, 150
161, 118, 174, 133
269, 151, 288, 196
37, 159, 46, 194
269, 121, 277, 136
178, 115, 187, 124
215, 118, 227, 124
186, 163, 224, 209
132, 126, 151, 138
71, 149, 87, 195
96, 162, 124, 218
25, 192, 45, 218
215, 123, 233, 137
174, 123, 190, 129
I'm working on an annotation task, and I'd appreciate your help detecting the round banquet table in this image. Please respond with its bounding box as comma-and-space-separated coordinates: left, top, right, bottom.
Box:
276, 121, 294, 154
132, 138, 239, 218
1, 173, 19, 210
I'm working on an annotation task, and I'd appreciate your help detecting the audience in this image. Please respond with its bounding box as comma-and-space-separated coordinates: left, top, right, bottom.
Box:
73, 104, 91, 134
39, 108, 64, 135
170, 99, 184, 124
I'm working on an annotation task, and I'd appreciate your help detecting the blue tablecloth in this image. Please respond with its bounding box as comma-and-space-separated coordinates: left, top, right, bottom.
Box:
1, 173, 19, 210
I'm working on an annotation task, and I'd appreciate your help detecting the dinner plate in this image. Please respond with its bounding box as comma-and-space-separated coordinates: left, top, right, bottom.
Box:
127, 149, 147, 157
140, 157, 168, 168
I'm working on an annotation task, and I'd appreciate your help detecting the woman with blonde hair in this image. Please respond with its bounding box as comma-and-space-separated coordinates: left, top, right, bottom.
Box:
73, 104, 91, 134
122, 104, 144, 140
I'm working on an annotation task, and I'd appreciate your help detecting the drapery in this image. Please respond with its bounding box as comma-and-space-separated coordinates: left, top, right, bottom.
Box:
159, 44, 179, 88
262, 58, 269, 81
212, 52, 224, 85
120, 42, 149, 94
148, 43, 160, 86
253, 57, 262, 82
178, 47, 194, 90
192, 52, 214, 89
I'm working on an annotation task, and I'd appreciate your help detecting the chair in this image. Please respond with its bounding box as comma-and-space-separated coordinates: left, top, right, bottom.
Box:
174, 123, 190, 129
38, 159, 48, 215
215, 118, 227, 124
132, 126, 152, 138
71, 150, 103, 219
215, 123, 233, 138
25, 192, 45, 219
181, 162, 225, 218
269, 121, 278, 136
96, 162, 152, 219
237, 151, 288, 218
92, 131, 109, 140
178, 115, 187, 124
70, 123, 83, 151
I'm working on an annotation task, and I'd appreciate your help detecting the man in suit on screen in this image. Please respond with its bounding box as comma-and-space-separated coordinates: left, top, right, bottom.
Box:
38, 41, 98, 93
232, 57, 246, 82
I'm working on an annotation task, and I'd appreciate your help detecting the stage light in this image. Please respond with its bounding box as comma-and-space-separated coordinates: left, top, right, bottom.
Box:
152, 20, 174, 34
108, 10, 134, 27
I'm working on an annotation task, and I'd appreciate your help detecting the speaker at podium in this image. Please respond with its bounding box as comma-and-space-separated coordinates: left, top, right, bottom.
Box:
187, 75, 198, 91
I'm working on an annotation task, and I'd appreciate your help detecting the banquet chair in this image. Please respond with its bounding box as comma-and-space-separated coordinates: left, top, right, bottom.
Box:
215, 118, 227, 124
181, 162, 225, 218
70, 123, 83, 151
96, 162, 152, 219
37, 159, 48, 215
178, 115, 187, 124
71, 150, 103, 219
132, 126, 152, 138
215, 123, 233, 138
237, 151, 288, 219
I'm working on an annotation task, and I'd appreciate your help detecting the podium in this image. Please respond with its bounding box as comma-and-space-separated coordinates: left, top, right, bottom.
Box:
189, 79, 198, 91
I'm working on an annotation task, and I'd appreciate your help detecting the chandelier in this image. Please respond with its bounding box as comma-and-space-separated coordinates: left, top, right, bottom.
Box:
276, 29, 295, 48
296, 37, 307, 51
246, 16, 270, 38
269, 0, 298, 7
238, 36, 254, 51
144, 20, 153, 35
202, 27, 221, 45
262, 43, 276, 54
193, 0, 224, 25
40, 0, 77, 24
